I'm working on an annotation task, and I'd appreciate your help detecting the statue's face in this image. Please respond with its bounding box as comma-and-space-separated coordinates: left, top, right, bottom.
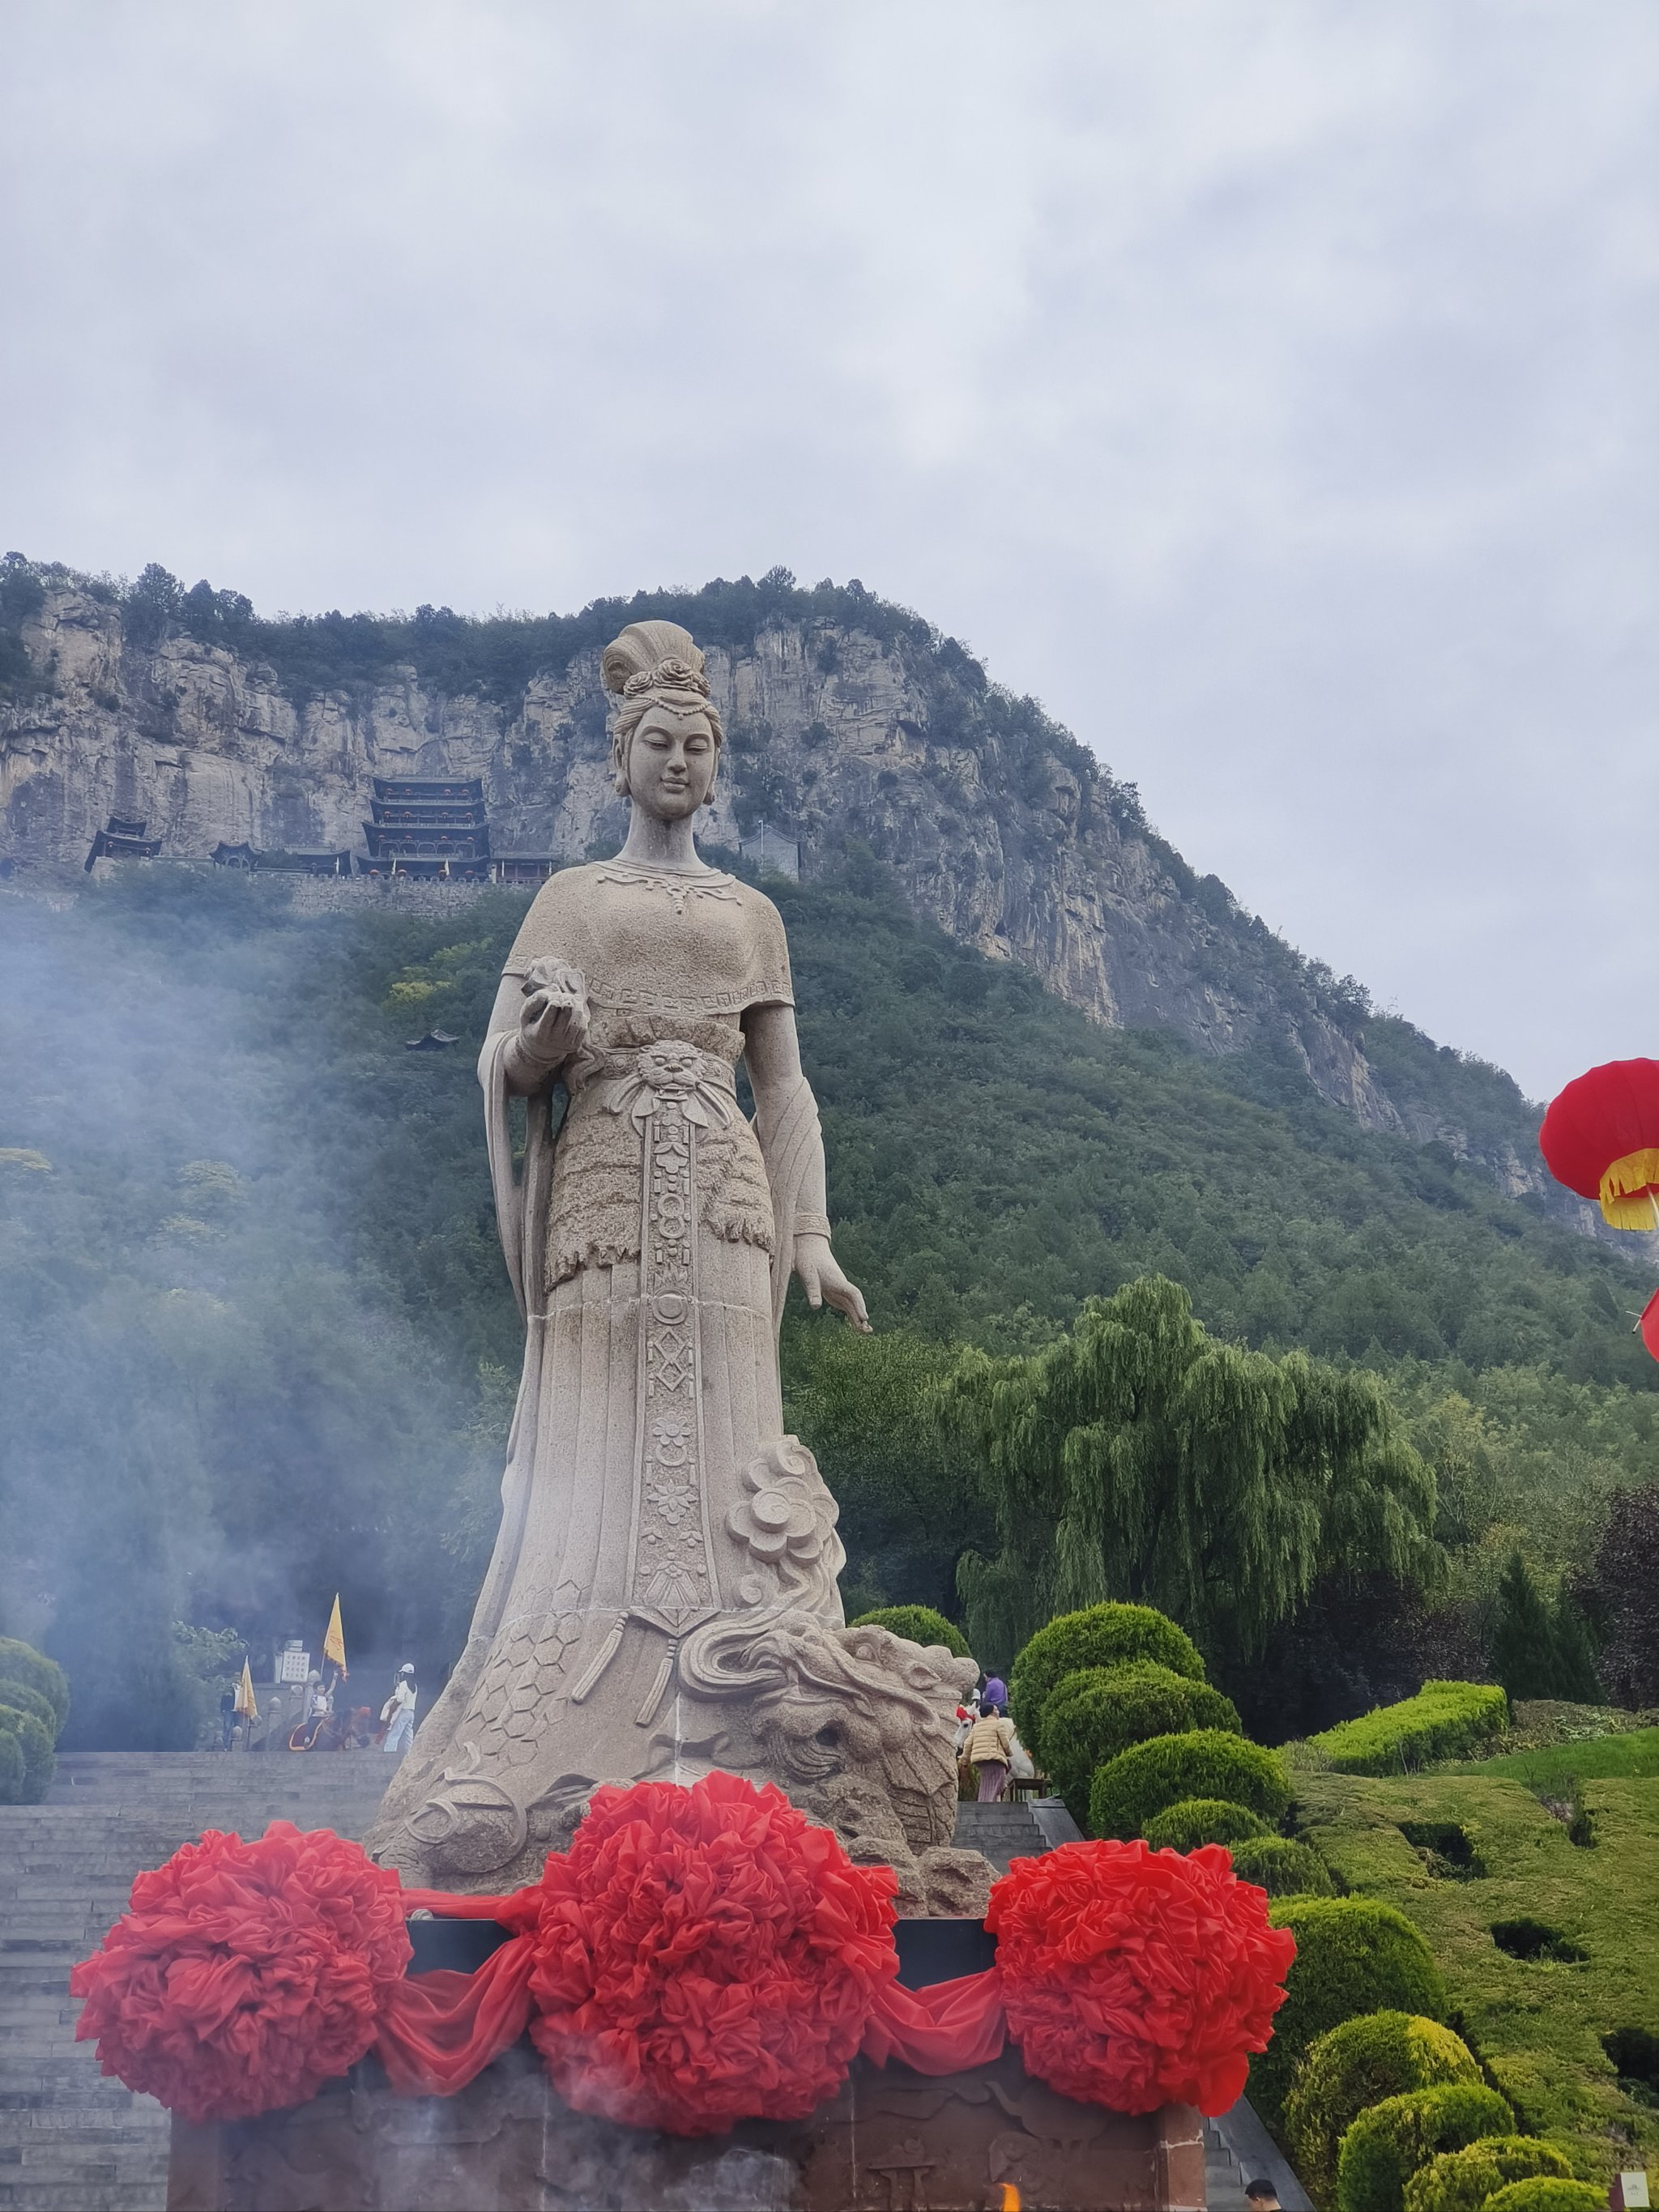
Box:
626, 705, 718, 820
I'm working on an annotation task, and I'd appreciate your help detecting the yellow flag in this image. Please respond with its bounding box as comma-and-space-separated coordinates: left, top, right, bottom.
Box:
234, 1658, 258, 1720
322, 1594, 348, 1677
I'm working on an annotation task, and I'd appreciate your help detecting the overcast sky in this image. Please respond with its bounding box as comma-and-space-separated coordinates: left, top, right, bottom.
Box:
2, 2, 1654, 1101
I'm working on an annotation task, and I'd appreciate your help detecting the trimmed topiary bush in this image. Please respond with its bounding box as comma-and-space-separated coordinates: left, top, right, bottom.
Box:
1231, 1835, 1333, 1899
1089, 1729, 1290, 1842
0, 1639, 69, 1735
1403, 2137, 1575, 2212
1307, 1683, 1509, 1775
1144, 1797, 1273, 1852
1481, 2185, 1605, 2212
1286, 2012, 1482, 2207
1251, 1899, 1449, 2125
1337, 2085, 1516, 2212
0, 1680, 58, 1737
1043, 1663, 1242, 1818
0, 1640, 68, 1803
1009, 1604, 1206, 1768
847, 1605, 971, 1659
0, 1703, 54, 1801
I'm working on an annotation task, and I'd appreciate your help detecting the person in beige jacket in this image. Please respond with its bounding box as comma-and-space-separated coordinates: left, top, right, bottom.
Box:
966, 1700, 1017, 1802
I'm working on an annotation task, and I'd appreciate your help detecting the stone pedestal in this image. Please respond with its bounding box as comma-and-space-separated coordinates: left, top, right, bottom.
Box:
166, 2041, 1207, 2212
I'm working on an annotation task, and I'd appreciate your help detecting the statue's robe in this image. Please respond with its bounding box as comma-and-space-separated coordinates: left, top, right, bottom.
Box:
370, 860, 900, 1888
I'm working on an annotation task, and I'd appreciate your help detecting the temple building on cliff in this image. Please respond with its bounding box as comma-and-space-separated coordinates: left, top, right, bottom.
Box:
360, 777, 491, 879
84, 783, 553, 883
84, 814, 162, 870
358, 776, 554, 883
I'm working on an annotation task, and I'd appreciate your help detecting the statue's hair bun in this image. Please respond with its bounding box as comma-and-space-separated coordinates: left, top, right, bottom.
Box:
601, 620, 706, 697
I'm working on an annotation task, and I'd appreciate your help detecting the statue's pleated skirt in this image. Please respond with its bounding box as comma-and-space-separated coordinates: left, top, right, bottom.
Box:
382, 1233, 783, 1826
515, 1236, 784, 1645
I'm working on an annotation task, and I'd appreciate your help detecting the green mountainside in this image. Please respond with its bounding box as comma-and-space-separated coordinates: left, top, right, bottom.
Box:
2, 859, 1654, 1747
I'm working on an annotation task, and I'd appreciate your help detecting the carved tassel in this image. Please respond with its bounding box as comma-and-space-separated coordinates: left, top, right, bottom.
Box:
569, 1612, 629, 1704
634, 1638, 680, 1728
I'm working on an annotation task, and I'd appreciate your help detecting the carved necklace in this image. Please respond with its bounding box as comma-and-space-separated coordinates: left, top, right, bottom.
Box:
595, 861, 740, 918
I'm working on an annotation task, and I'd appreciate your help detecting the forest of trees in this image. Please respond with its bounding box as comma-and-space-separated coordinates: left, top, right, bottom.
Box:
2, 855, 1655, 1747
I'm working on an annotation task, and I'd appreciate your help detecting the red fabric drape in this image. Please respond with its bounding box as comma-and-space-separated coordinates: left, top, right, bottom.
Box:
372, 1933, 1009, 2097
374, 1941, 539, 2096
860, 1971, 1007, 2073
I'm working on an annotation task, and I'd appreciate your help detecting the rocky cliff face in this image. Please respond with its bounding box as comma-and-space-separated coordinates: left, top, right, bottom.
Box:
0, 565, 1546, 1193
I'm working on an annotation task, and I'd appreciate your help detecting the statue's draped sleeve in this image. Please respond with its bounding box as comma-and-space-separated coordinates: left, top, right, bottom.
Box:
757, 1073, 826, 1332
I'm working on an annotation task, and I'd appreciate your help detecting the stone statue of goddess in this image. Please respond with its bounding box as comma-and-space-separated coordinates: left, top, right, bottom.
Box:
369, 621, 976, 1894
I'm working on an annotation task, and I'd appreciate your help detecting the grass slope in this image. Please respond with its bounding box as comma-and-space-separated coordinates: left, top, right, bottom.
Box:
1461, 1731, 1659, 1786
1296, 1767, 1659, 2175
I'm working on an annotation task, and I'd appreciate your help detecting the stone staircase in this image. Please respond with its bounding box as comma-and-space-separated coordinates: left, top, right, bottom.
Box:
952, 1792, 1084, 1870
1206, 2118, 1252, 2212
0, 1752, 390, 2211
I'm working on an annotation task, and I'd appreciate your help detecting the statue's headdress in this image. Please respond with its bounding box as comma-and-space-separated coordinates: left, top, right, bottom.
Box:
600, 620, 723, 795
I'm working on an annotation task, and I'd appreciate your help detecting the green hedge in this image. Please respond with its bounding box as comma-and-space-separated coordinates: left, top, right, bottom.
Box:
1482, 2185, 1605, 2212
0, 1639, 69, 1734
0, 1728, 22, 1805
1285, 2013, 1482, 2208
1090, 1730, 1290, 1842
1337, 2086, 1516, 2212
1009, 1605, 1206, 1768
0, 1703, 54, 1801
1252, 1899, 1449, 2125
1143, 1797, 1273, 1852
1044, 1664, 1241, 1818
1307, 1683, 1509, 1775
1403, 2138, 1575, 2212
1231, 1835, 1333, 1899
848, 1605, 971, 1659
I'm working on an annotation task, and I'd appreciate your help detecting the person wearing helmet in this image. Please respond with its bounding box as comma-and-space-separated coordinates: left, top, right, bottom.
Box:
381, 1664, 418, 1758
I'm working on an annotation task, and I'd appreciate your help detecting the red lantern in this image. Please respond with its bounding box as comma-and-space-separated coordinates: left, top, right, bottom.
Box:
1538, 1059, 1659, 1230
1640, 1289, 1659, 1363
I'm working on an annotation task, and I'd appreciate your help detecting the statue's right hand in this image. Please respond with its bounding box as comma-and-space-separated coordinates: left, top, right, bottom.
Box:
518, 959, 590, 1066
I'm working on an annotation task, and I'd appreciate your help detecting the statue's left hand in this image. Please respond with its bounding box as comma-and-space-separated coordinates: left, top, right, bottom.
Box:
795, 1237, 872, 1332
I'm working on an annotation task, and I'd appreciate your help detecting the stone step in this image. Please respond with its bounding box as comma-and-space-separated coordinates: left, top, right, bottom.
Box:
1206, 2127, 1251, 2212
0, 2177, 166, 2212
952, 1795, 1083, 1871
0, 1752, 397, 2207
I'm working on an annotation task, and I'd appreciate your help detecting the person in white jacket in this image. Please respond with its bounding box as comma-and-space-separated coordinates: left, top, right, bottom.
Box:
382, 1665, 417, 1758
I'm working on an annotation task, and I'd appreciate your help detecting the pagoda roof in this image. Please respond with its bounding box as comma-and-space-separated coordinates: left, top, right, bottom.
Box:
372, 776, 484, 802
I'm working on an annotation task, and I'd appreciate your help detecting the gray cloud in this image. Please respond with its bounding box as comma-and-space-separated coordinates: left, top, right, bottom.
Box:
2, 0, 1653, 1097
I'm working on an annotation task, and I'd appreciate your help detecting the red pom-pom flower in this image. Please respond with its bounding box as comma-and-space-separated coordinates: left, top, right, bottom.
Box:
987, 1839, 1296, 2116
70, 1822, 411, 2124
527, 1770, 899, 2135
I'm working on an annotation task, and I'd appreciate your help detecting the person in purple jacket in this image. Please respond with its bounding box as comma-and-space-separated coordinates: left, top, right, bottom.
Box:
981, 1673, 1007, 1714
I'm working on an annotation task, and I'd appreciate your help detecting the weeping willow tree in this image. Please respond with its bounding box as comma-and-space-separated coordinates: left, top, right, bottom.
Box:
943, 1275, 1442, 1667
